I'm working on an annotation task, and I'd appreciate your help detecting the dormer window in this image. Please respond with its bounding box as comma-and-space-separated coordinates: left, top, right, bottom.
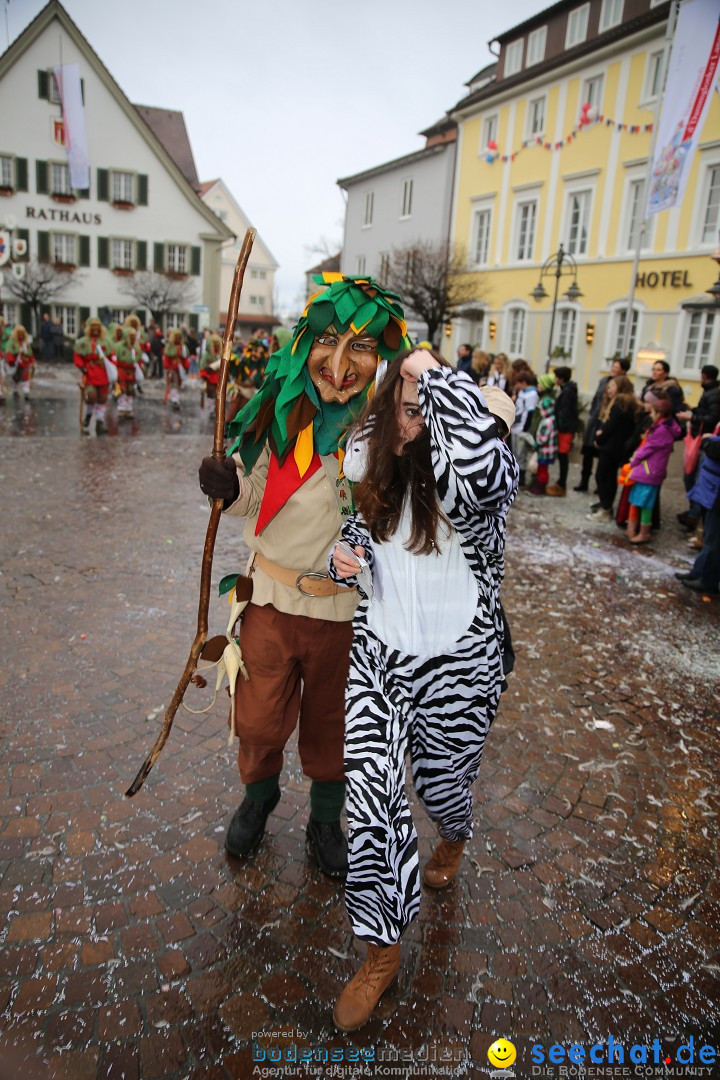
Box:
527, 26, 547, 67
566, 4, 590, 48
504, 39, 523, 77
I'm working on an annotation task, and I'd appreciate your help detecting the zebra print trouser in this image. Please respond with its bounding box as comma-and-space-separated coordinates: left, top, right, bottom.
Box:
344, 600, 502, 947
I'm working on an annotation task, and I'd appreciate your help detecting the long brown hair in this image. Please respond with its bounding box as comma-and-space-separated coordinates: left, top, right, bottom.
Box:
351, 349, 451, 555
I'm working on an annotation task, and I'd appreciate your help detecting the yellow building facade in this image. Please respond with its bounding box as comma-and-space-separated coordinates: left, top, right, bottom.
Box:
449, 0, 720, 402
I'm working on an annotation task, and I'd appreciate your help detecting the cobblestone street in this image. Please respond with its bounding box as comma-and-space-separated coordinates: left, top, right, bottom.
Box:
1, 373, 718, 1079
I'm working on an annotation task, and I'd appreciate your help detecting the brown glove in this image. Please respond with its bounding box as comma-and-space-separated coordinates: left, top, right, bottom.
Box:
198, 456, 240, 503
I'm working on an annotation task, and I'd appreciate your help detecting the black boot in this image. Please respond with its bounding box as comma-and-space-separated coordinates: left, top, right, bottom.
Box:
95, 419, 107, 436
306, 818, 348, 878
225, 790, 280, 858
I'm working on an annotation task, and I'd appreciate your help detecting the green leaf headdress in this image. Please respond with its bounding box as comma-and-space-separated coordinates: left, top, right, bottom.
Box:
227, 273, 409, 475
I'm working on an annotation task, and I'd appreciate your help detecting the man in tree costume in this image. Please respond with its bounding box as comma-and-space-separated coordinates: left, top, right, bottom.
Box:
74, 317, 112, 435
6, 325, 35, 399
225, 337, 268, 427
198, 274, 409, 875
200, 332, 223, 415
163, 328, 190, 410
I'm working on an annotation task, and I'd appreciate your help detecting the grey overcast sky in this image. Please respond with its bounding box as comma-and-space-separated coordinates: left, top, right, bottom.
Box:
5, 0, 544, 315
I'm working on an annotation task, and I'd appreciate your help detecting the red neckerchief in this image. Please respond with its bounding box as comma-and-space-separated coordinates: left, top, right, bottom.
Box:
255, 450, 323, 535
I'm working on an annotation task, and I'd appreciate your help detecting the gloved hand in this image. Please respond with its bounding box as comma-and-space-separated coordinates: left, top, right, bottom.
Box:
199, 455, 240, 503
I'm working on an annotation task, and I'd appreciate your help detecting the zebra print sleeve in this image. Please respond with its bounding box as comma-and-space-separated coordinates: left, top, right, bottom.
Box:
326, 513, 375, 587
417, 367, 518, 547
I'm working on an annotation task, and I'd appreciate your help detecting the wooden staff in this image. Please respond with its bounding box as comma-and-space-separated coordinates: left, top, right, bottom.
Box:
126, 228, 256, 797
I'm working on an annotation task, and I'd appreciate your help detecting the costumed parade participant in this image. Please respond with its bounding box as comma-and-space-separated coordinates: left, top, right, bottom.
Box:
200, 333, 223, 415
197, 274, 410, 877
5, 324, 34, 401
74, 317, 114, 435
123, 313, 150, 364
225, 337, 268, 428
0, 317, 9, 401
328, 350, 518, 1031
114, 324, 144, 418
6, 325, 35, 399
163, 329, 190, 411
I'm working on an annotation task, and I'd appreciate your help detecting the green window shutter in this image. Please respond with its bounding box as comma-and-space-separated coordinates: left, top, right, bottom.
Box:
77, 185, 90, 199
79, 306, 91, 328
79, 235, 90, 267
15, 158, 28, 192
137, 174, 148, 206
36, 160, 49, 195
38, 231, 50, 263
21, 303, 33, 329
154, 243, 164, 272
190, 246, 201, 276
135, 308, 147, 326
136, 240, 147, 270
16, 228, 29, 260
189, 313, 199, 331
98, 236, 109, 269
80, 79, 85, 105
38, 70, 49, 99
97, 168, 109, 201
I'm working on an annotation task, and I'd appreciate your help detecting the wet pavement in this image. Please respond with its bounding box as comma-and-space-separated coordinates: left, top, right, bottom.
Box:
0, 367, 718, 1079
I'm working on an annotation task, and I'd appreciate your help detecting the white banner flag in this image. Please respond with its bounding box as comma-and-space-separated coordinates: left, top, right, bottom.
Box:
53, 63, 89, 191
647, 0, 720, 217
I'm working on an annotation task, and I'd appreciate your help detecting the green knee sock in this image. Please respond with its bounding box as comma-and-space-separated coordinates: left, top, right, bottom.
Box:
310, 780, 345, 823
245, 774, 280, 804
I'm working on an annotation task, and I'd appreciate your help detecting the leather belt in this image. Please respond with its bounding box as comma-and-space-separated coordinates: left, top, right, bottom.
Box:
253, 552, 355, 598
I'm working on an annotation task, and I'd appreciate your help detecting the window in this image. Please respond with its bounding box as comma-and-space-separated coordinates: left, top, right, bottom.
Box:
508, 308, 526, 354
107, 309, 131, 324
504, 40, 523, 77
52, 233, 76, 265
527, 26, 547, 66
701, 165, 720, 244
599, 0, 623, 32
583, 74, 604, 111
404, 248, 418, 283
0, 155, 12, 187
472, 207, 492, 265
356, 255, 366, 275
48, 72, 61, 104
53, 304, 77, 336
644, 50, 664, 101
613, 308, 639, 357
112, 238, 134, 270
363, 191, 374, 227
111, 171, 134, 203
166, 312, 185, 330
557, 309, 577, 355
527, 96, 546, 138
482, 114, 498, 150
2, 302, 18, 326
566, 190, 592, 255
683, 311, 716, 371
167, 244, 188, 273
250, 268, 267, 280
515, 199, 537, 260
626, 178, 648, 251
378, 252, 390, 282
51, 162, 71, 195
566, 4, 589, 47
401, 178, 413, 218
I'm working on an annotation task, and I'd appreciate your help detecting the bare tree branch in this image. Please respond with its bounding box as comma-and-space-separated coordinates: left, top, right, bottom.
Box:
387, 241, 486, 345
119, 271, 197, 319
3, 260, 84, 333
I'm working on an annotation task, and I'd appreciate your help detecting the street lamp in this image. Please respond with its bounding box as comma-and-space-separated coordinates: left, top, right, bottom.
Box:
706, 237, 720, 304
530, 243, 583, 371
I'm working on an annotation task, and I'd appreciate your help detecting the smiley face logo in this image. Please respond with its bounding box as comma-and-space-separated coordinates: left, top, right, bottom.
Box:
488, 1038, 517, 1069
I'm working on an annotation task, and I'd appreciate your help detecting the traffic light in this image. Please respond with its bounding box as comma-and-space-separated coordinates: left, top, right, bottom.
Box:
488, 320, 496, 341
585, 322, 595, 346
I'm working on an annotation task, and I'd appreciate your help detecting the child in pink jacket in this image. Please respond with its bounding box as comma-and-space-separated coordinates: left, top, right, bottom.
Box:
626, 389, 681, 544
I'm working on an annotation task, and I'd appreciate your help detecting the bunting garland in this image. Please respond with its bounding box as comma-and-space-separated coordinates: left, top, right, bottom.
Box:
482, 116, 654, 164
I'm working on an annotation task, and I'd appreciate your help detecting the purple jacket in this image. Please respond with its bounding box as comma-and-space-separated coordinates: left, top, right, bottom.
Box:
629, 416, 681, 486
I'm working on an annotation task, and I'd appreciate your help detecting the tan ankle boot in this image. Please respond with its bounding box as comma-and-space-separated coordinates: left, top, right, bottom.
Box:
626, 517, 639, 540
423, 838, 466, 889
333, 943, 401, 1032
630, 524, 652, 544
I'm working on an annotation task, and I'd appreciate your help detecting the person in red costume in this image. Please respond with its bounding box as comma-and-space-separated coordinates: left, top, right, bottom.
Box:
200, 332, 222, 416
6, 325, 35, 399
74, 317, 115, 435
163, 328, 190, 410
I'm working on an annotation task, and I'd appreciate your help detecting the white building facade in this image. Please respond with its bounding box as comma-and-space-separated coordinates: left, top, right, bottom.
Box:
337, 122, 457, 340
0, 0, 232, 337
200, 179, 278, 337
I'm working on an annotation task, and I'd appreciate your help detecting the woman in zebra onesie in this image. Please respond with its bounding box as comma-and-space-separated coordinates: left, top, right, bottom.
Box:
329, 347, 518, 1032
